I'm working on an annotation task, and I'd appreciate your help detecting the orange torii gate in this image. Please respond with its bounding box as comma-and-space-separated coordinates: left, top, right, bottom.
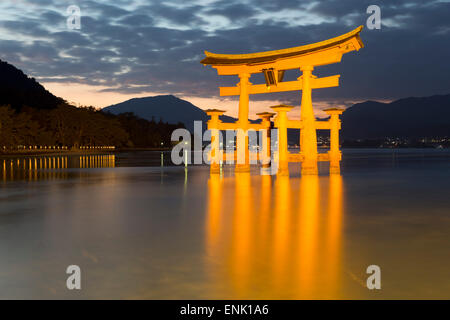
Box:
201, 26, 364, 174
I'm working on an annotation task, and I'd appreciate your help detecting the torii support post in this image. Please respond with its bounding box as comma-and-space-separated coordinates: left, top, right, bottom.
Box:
235, 73, 251, 172
299, 65, 318, 175
271, 105, 294, 176
206, 109, 225, 174
256, 112, 275, 169
324, 108, 344, 174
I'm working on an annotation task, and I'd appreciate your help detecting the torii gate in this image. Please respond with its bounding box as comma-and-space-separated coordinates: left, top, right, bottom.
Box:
201, 26, 364, 174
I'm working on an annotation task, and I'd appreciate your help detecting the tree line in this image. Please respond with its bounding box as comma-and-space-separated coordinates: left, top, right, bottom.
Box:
0, 103, 184, 150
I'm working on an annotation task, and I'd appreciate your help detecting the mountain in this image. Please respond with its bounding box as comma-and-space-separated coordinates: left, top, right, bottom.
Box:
0, 59, 64, 110
104, 94, 450, 139
103, 95, 207, 132
341, 95, 450, 139
103, 95, 259, 132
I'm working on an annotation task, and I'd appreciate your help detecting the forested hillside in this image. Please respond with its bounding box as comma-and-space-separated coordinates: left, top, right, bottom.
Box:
0, 59, 183, 151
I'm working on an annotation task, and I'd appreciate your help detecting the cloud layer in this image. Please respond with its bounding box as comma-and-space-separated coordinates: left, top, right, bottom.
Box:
0, 0, 449, 111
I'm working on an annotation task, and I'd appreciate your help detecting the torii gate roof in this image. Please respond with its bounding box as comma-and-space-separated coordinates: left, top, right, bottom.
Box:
201, 26, 363, 66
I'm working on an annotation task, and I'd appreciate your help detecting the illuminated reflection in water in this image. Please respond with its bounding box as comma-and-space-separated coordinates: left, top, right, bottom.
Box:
0, 149, 449, 299
206, 172, 345, 299
1, 155, 115, 181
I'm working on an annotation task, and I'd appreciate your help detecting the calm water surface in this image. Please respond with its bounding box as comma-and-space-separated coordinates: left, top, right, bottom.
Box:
0, 149, 449, 299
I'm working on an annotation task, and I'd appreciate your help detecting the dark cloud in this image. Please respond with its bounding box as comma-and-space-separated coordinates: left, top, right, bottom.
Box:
204, 3, 257, 21
255, 0, 312, 11
145, 3, 203, 26
116, 14, 154, 27
0, 0, 449, 106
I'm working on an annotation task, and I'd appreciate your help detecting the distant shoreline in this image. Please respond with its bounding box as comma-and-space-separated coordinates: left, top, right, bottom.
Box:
1, 145, 447, 158
0, 147, 174, 157
0, 149, 114, 157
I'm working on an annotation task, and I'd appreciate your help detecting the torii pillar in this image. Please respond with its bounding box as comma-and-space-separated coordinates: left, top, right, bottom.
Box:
235, 73, 251, 172
324, 108, 344, 174
299, 65, 318, 175
271, 105, 294, 176
206, 109, 225, 174
256, 112, 275, 169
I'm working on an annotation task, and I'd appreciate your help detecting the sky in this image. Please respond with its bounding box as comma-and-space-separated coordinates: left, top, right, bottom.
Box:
0, 0, 449, 118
